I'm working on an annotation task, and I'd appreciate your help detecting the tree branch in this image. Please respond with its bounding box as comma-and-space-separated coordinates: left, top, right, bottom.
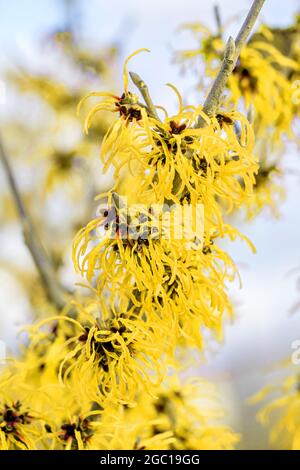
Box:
197, 0, 266, 127
197, 36, 235, 127
129, 71, 161, 120
214, 4, 222, 37
235, 0, 266, 58
0, 135, 67, 310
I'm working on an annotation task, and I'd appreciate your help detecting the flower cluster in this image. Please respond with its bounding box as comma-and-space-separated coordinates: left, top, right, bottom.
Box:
111, 379, 239, 450
251, 372, 300, 450
0, 359, 238, 450
0, 49, 257, 449
1, 5, 277, 448
71, 49, 257, 401
176, 20, 299, 217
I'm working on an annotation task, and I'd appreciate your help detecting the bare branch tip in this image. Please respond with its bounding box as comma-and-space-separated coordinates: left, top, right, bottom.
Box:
129, 71, 142, 87
225, 36, 236, 60
129, 71, 160, 121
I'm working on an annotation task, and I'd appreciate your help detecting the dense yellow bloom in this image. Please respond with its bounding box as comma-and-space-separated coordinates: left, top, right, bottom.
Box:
30, 305, 167, 405
229, 41, 298, 143
73, 204, 250, 348
84, 98, 257, 209
75, 60, 257, 348
80, 64, 258, 246
0, 38, 264, 451
177, 23, 299, 144
176, 22, 298, 220
37, 385, 118, 450
0, 357, 239, 450
0, 365, 125, 450
179, 24, 300, 144
113, 379, 239, 450
0, 371, 46, 450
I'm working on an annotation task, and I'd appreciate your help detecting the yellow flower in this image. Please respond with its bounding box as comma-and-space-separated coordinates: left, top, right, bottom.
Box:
34, 306, 167, 405
73, 58, 258, 350
38, 386, 118, 450
78, 48, 150, 132
73, 189, 254, 348
0, 370, 46, 450
113, 378, 239, 450
92, 106, 257, 210
245, 163, 285, 219
176, 22, 299, 145
17, 306, 80, 388
229, 41, 298, 143
253, 373, 300, 450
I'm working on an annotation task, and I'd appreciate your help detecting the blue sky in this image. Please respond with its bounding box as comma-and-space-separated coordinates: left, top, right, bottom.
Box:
0, 0, 299, 115
1, 0, 299, 108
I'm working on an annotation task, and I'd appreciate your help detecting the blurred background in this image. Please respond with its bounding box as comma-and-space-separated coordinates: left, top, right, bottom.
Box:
0, 0, 300, 450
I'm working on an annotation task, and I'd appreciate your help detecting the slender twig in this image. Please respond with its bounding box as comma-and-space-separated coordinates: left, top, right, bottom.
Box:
0, 135, 67, 310
197, 36, 236, 127
129, 71, 161, 120
234, 0, 266, 58
196, 0, 266, 126
214, 4, 222, 37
